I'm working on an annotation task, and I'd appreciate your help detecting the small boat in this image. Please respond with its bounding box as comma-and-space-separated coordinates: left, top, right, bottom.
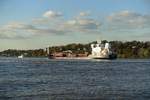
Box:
18, 54, 24, 58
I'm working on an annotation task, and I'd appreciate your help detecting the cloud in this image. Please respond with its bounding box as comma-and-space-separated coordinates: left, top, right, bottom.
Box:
43, 10, 62, 18
0, 22, 67, 39
79, 11, 90, 17
32, 18, 49, 25
107, 10, 150, 30
3, 22, 35, 30
28, 28, 69, 35
33, 11, 101, 34
104, 10, 150, 40
32, 10, 64, 25
0, 22, 36, 39
63, 18, 100, 32
0, 10, 101, 39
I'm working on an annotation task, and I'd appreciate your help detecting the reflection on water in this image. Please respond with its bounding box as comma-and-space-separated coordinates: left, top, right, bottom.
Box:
0, 57, 150, 100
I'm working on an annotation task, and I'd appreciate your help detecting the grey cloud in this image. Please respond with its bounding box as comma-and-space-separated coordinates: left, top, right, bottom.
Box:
4, 22, 35, 30
0, 22, 67, 39
33, 12, 101, 34
107, 10, 150, 30
0, 11, 102, 39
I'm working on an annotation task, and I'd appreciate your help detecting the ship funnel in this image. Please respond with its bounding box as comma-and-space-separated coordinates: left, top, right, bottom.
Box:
46, 47, 50, 55
105, 43, 109, 49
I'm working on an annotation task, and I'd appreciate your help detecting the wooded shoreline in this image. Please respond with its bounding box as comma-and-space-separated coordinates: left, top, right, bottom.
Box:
1, 40, 150, 58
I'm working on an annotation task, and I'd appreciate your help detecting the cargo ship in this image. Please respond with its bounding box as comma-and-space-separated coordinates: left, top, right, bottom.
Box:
47, 41, 117, 60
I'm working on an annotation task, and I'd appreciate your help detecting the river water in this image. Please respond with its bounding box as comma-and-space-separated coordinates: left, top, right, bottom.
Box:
0, 57, 150, 100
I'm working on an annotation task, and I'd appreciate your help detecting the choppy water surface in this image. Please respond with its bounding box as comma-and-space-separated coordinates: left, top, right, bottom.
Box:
0, 57, 150, 100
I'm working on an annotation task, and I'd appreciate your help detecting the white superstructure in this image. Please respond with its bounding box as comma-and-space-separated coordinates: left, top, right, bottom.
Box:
88, 41, 116, 59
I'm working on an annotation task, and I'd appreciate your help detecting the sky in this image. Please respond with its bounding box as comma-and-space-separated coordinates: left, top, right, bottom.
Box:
0, 0, 150, 51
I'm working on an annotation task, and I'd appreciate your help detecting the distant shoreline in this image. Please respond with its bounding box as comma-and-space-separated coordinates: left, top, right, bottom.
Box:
0, 40, 150, 59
